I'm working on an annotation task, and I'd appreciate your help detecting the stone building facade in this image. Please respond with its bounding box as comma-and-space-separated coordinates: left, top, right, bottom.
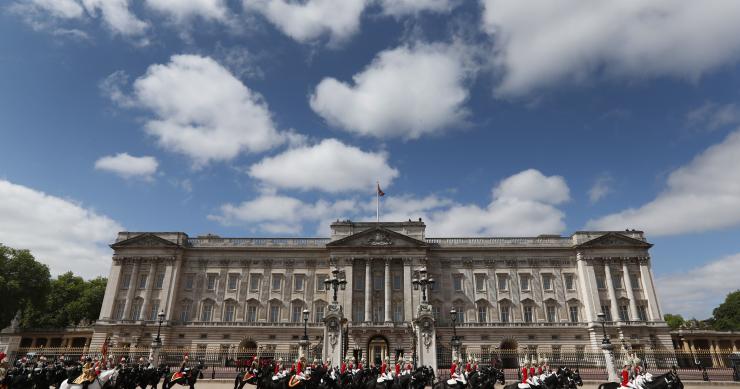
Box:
92, 220, 672, 364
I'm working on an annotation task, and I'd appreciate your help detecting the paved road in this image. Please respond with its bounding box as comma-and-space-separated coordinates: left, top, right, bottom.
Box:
189, 380, 740, 389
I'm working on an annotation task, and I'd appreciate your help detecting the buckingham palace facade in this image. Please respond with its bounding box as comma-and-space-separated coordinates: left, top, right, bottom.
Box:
92, 220, 672, 361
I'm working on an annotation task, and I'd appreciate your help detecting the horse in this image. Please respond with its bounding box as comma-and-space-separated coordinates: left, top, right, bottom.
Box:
598, 369, 682, 389
561, 368, 582, 389
502, 368, 561, 389
409, 367, 435, 389
165, 362, 204, 389
59, 369, 117, 389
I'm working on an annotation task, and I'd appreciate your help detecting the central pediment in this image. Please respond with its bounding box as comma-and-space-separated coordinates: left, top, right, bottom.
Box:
326, 226, 428, 248
576, 232, 652, 248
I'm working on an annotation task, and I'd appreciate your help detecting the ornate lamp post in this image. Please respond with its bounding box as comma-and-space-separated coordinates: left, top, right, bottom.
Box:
324, 267, 347, 302
155, 310, 166, 345
597, 312, 610, 345
450, 308, 461, 361
598, 312, 618, 382
412, 267, 435, 303
302, 309, 310, 341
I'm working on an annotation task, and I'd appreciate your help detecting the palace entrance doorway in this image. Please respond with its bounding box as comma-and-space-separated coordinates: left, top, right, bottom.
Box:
367, 335, 389, 367
500, 339, 519, 368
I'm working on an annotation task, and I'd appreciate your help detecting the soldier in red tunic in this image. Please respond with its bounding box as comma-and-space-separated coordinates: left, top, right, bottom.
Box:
621, 362, 630, 387
395, 357, 401, 377
341, 359, 347, 374
450, 357, 458, 380
521, 360, 529, 384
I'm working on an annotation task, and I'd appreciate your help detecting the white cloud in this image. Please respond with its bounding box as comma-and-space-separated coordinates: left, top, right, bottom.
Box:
145, 0, 229, 22
211, 169, 569, 236
379, 0, 457, 17
110, 55, 285, 167
244, 0, 366, 45
12, 0, 148, 37
656, 253, 740, 318
0, 180, 123, 279
481, 0, 740, 95
686, 102, 740, 132
588, 174, 613, 204
248, 139, 399, 193
587, 130, 740, 235
310, 43, 473, 139
94, 153, 159, 180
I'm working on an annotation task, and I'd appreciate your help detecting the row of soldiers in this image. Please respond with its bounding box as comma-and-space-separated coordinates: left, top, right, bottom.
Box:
448, 355, 483, 385
621, 354, 651, 389
519, 357, 554, 387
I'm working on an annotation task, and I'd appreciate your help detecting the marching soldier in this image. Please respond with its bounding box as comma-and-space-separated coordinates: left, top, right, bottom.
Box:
621, 361, 630, 388
520, 359, 529, 385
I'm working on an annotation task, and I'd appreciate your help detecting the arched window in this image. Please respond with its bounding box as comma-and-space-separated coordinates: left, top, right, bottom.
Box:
499, 300, 511, 323
544, 299, 558, 323
314, 301, 326, 323
201, 300, 214, 322
476, 300, 489, 323
269, 300, 282, 323
130, 298, 144, 320
180, 300, 192, 323
246, 299, 260, 323
291, 300, 304, 323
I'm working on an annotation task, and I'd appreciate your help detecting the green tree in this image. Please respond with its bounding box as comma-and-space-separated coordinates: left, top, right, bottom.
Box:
0, 244, 51, 328
664, 313, 685, 330
712, 290, 740, 331
23, 272, 107, 328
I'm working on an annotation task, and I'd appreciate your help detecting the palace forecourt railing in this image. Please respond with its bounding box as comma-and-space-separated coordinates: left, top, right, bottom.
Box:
6, 347, 738, 382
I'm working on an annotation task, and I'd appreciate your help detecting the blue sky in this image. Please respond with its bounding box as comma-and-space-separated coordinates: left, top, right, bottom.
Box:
1, 0, 740, 318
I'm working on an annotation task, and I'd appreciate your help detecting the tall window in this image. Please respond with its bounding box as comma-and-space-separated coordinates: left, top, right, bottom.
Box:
131, 299, 143, 320
546, 305, 556, 323
121, 274, 131, 289
612, 275, 623, 289
224, 302, 236, 322
477, 303, 487, 323
149, 300, 160, 321
155, 272, 165, 289
393, 275, 402, 290
475, 274, 486, 291
523, 305, 533, 323
618, 305, 629, 321
637, 305, 648, 321
269, 304, 280, 322
353, 305, 364, 322
453, 275, 463, 292
315, 305, 325, 323
272, 275, 281, 291
569, 305, 579, 323
373, 305, 383, 322
207, 274, 217, 291
113, 300, 125, 320
294, 275, 304, 291
601, 305, 612, 321
564, 274, 574, 290
630, 274, 641, 289
246, 305, 258, 323
249, 274, 260, 291
201, 301, 213, 322
317, 275, 328, 291
520, 274, 530, 291
497, 274, 508, 291
393, 303, 403, 322
500, 305, 510, 323
373, 275, 383, 291
291, 303, 303, 322
227, 274, 238, 290
542, 274, 553, 291
138, 274, 148, 289
184, 274, 194, 290
596, 276, 606, 290
432, 306, 440, 321
180, 301, 191, 322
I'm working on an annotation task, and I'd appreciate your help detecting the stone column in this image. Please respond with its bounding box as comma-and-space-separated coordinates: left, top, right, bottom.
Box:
622, 261, 639, 321
576, 252, 596, 323
163, 255, 184, 322
603, 262, 620, 322
123, 259, 141, 320
639, 258, 662, 321
99, 259, 123, 320
342, 259, 353, 321
365, 260, 372, 323
403, 259, 413, 322
141, 262, 158, 321
384, 258, 392, 323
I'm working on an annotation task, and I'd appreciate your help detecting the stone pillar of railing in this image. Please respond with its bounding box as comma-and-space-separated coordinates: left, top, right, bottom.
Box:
601, 342, 619, 382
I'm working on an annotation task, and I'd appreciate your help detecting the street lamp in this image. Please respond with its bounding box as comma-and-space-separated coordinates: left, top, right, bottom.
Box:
597, 312, 610, 345
450, 308, 461, 352
155, 310, 165, 345
412, 267, 435, 303
324, 267, 347, 303
302, 309, 310, 341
